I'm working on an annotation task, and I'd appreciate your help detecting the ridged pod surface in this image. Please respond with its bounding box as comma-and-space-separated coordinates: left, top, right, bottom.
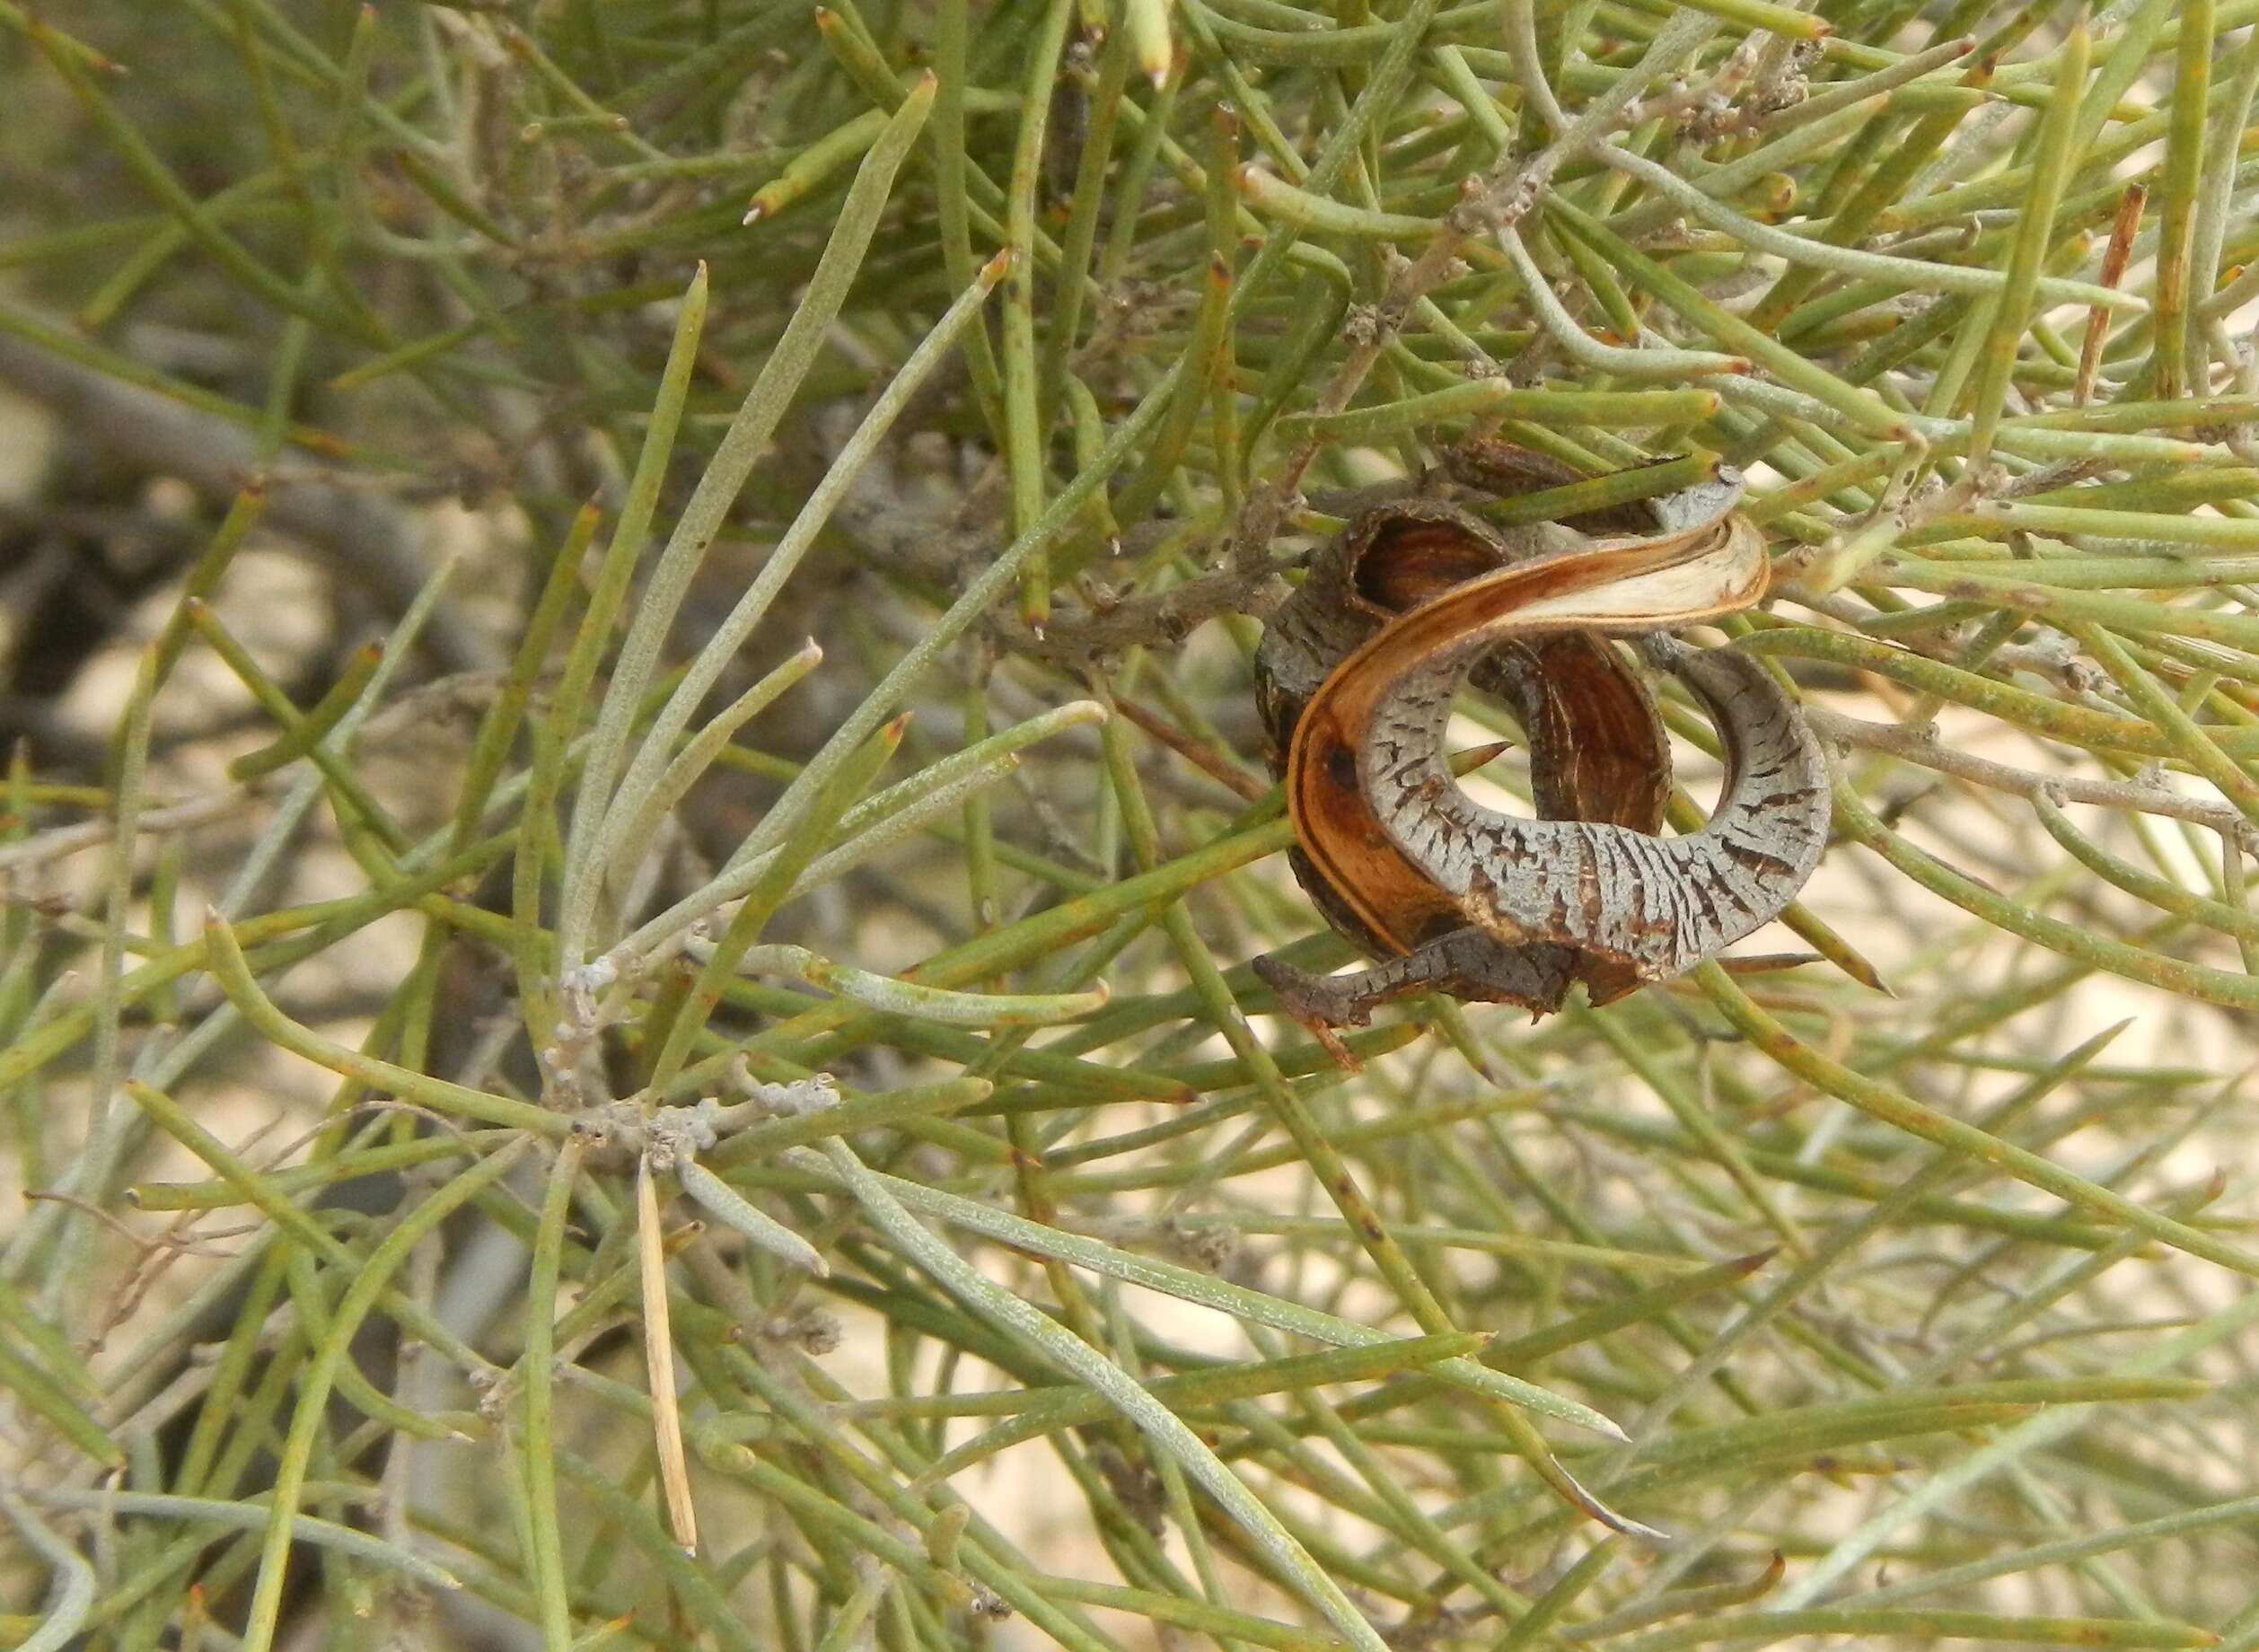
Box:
1253, 444, 1830, 1028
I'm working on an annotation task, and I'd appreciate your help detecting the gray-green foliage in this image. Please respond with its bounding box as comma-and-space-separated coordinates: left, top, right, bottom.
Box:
3, 0, 2259, 1648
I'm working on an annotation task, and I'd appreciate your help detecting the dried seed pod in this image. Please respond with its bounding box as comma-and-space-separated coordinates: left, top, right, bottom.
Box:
1252, 447, 1830, 1032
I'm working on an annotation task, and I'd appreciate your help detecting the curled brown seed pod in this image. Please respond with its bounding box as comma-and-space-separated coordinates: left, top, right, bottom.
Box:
1251, 446, 1830, 1037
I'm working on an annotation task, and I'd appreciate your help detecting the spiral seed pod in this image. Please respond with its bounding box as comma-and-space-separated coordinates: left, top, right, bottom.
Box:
1252, 446, 1831, 1032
